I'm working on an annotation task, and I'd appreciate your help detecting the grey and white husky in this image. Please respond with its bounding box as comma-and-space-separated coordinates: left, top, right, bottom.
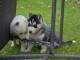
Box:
25, 12, 59, 53
26, 12, 75, 53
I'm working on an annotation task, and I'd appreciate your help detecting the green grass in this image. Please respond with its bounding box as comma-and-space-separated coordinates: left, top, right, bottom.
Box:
0, 0, 80, 59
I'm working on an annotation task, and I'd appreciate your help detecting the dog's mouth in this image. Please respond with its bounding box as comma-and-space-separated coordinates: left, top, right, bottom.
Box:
28, 27, 42, 35
28, 30, 36, 34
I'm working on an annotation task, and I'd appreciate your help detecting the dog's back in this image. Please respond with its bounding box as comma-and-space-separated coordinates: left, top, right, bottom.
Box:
42, 24, 59, 43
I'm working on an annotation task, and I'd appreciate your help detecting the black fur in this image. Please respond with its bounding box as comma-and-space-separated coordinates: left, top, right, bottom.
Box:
28, 15, 40, 23
27, 13, 75, 48
28, 14, 41, 27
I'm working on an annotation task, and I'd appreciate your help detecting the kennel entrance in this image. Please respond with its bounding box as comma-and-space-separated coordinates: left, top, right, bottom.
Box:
0, 0, 80, 60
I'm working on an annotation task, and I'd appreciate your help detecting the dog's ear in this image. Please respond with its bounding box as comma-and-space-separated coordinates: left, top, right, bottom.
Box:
38, 14, 43, 20
15, 22, 19, 26
29, 12, 33, 17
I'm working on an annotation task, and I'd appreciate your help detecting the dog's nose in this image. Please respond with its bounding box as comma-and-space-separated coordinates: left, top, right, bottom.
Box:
23, 38, 26, 41
29, 31, 32, 33
23, 38, 26, 40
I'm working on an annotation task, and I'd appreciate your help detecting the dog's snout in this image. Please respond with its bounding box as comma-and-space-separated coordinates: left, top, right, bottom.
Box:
29, 31, 32, 33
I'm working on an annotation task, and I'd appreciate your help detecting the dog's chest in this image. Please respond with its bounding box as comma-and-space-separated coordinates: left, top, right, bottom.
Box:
30, 33, 45, 41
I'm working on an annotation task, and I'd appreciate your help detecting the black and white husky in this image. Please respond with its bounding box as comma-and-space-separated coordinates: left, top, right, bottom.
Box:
26, 12, 76, 53
25, 12, 58, 53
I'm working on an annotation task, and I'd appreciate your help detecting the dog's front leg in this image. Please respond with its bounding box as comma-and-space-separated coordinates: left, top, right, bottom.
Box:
11, 41, 15, 47
25, 43, 33, 53
26, 32, 30, 39
40, 45, 47, 53
11, 38, 16, 47
16, 39, 20, 45
21, 42, 27, 52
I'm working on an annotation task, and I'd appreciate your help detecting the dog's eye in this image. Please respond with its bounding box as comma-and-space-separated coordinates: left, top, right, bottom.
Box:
28, 24, 31, 26
20, 33, 22, 35
33, 25, 37, 28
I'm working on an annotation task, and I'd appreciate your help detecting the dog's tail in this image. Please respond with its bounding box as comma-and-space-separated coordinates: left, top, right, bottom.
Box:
62, 40, 76, 45
54, 40, 76, 48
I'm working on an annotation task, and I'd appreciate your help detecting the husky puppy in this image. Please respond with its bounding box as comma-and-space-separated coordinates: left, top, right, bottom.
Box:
10, 15, 29, 52
26, 12, 54, 53
26, 12, 76, 53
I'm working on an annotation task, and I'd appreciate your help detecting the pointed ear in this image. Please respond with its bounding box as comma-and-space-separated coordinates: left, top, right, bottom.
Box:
15, 22, 19, 26
38, 14, 43, 20
29, 12, 33, 17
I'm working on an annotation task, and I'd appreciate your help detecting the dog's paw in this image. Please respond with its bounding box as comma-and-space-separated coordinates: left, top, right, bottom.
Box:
20, 49, 25, 52
11, 41, 15, 47
40, 49, 46, 53
16, 39, 19, 45
11, 43, 14, 47
11, 44, 14, 47
20, 47, 26, 52
24, 49, 31, 53
24, 50, 29, 53
25, 50, 30, 53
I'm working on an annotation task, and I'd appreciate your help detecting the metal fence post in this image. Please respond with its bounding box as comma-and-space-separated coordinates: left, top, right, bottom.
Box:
59, 0, 65, 46
50, 0, 57, 54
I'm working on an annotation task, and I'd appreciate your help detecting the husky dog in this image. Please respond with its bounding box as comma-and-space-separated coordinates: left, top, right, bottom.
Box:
26, 12, 76, 53
10, 15, 29, 52
25, 12, 59, 53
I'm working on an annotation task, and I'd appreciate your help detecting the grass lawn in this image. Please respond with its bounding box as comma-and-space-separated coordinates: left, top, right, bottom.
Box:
0, 0, 80, 59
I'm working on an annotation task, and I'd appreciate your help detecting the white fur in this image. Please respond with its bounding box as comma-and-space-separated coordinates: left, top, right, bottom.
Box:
33, 22, 36, 25
27, 14, 47, 53
32, 19, 34, 23
11, 41, 15, 47
25, 43, 33, 52
29, 21, 32, 25
25, 33, 46, 53
72, 40, 76, 43
40, 45, 47, 53
10, 15, 28, 39
28, 26, 37, 33
20, 41, 27, 52
15, 39, 20, 45
27, 27, 47, 53
10, 15, 29, 52
30, 33, 45, 40
28, 24, 42, 34
11, 39, 20, 47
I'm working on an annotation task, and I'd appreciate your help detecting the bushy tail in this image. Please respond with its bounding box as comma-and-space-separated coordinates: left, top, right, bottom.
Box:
62, 40, 76, 45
